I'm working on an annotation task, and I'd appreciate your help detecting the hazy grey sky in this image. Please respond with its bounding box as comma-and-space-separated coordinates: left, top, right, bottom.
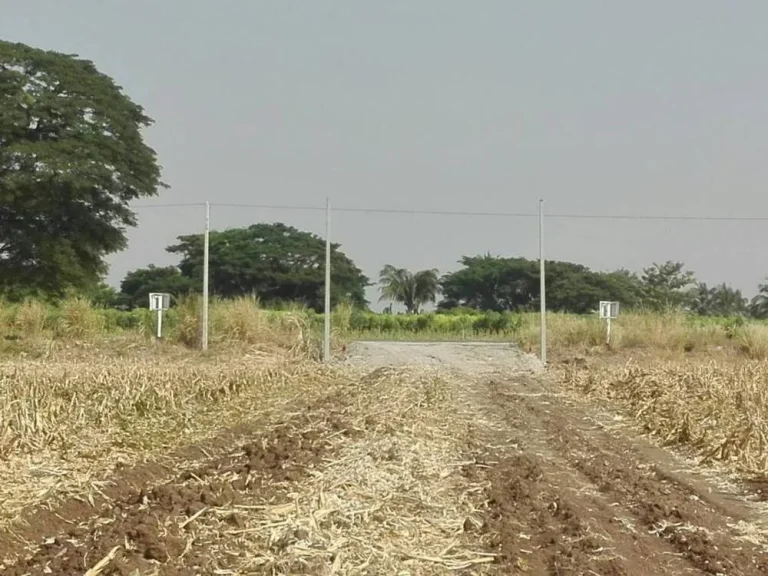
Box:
4, 1, 768, 305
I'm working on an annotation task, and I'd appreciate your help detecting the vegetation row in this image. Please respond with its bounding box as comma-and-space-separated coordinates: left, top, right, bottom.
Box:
3, 296, 768, 360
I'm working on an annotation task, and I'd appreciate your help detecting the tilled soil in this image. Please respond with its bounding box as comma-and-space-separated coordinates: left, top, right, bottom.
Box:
0, 389, 359, 576
3, 420, 340, 575
349, 342, 768, 574
3, 342, 768, 574
466, 376, 768, 575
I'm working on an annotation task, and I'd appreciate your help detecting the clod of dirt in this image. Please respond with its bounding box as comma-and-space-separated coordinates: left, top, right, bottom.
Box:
293, 528, 310, 541
224, 513, 245, 528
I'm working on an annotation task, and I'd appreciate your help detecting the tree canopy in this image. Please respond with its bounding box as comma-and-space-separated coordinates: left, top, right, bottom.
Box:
436, 254, 722, 314
690, 282, 747, 317
546, 262, 645, 313
121, 223, 370, 310
749, 281, 768, 319
378, 265, 440, 314
0, 40, 164, 299
119, 265, 196, 309
639, 261, 697, 311
438, 255, 643, 314
438, 255, 538, 312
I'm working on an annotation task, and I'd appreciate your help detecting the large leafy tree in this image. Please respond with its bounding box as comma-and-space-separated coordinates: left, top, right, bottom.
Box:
591, 269, 646, 310
119, 264, 196, 309
439, 254, 645, 313
378, 265, 440, 314
546, 262, 645, 313
640, 261, 697, 311
0, 41, 164, 299
439, 255, 538, 312
165, 223, 369, 310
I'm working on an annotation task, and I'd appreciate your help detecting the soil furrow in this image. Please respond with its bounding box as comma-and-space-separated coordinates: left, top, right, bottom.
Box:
562, 424, 767, 574
1, 406, 356, 575
475, 376, 768, 575
474, 452, 699, 575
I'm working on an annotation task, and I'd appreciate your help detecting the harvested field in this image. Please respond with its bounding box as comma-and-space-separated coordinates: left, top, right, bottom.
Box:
2, 341, 768, 574
558, 356, 768, 474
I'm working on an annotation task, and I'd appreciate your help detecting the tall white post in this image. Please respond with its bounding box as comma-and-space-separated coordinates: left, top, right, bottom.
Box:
539, 199, 547, 364
157, 309, 163, 339
323, 198, 331, 362
202, 201, 210, 351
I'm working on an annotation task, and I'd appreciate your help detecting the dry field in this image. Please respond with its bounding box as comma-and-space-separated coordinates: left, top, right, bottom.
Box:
1, 337, 768, 575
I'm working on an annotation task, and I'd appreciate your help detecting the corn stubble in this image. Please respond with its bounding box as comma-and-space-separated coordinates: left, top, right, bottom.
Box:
0, 357, 496, 573
174, 368, 496, 575
561, 360, 768, 474
5, 294, 768, 571
0, 355, 342, 527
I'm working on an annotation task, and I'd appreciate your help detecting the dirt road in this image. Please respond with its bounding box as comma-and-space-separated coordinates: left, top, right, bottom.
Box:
343, 340, 543, 375
347, 342, 768, 574
2, 341, 767, 575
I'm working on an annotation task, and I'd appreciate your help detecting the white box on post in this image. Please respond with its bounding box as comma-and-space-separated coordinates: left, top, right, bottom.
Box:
599, 301, 619, 319
149, 292, 171, 338
598, 300, 619, 345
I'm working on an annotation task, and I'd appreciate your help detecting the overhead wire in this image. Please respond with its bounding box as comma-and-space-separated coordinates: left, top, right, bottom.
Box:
130, 201, 768, 222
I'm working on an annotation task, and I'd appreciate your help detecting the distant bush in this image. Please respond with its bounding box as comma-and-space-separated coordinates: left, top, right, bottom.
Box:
334, 310, 524, 337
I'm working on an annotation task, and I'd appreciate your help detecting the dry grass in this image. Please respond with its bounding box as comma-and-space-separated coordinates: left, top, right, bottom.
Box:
733, 323, 768, 359
0, 348, 497, 573
0, 351, 339, 528
4, 295, 768, 359
559, 359, 768, 474
0, 296, 318, 359
516, 311, 735, 355
167, 366, 496, 574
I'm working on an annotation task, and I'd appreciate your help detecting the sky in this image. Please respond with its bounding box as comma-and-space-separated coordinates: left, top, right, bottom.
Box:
3, 1, 768, 308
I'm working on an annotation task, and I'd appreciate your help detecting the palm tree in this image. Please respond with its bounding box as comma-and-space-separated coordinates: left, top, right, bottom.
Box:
378, 265, 440, 314
750, 280, 768, 319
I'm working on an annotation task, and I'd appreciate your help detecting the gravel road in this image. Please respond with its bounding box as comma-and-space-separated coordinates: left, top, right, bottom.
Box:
342, 340, 544, 375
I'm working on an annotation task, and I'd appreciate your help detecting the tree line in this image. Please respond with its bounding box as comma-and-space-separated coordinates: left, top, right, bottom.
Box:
381, 257, 768, 318
106, 224, 765, 318
1, 39, 766, 319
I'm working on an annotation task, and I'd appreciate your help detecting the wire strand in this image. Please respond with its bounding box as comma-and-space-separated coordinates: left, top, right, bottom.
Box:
130, 201, 768, 222
131, 202, 206, 208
